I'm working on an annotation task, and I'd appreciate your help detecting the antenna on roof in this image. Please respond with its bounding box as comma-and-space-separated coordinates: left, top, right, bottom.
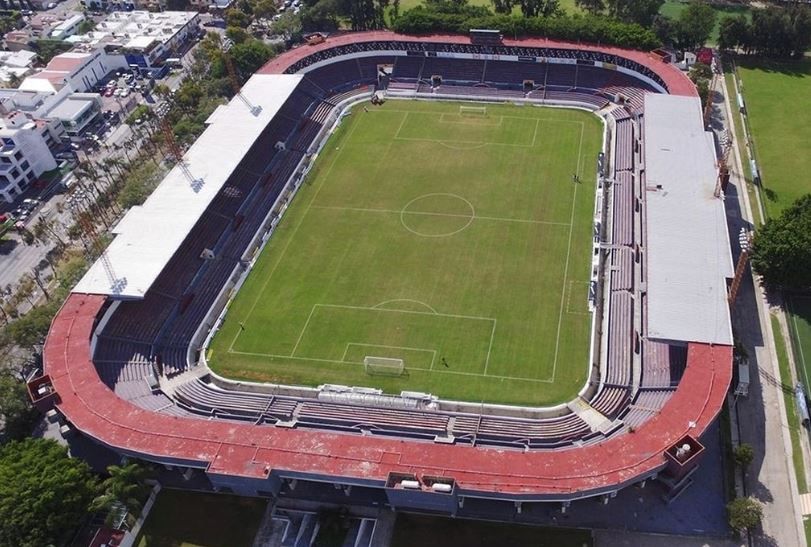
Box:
222, 38, 262, 117
155, 101, 204, 192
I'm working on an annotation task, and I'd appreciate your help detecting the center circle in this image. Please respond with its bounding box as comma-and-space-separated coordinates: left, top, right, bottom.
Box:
400, 193, 475, 237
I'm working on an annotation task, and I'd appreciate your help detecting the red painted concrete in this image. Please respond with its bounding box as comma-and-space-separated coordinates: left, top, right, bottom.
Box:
46, 293, 730, 496
258, 31, 697, 97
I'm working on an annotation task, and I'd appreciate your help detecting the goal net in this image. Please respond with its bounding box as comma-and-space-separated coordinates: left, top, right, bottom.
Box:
364, 356, 405, 377
459, 105, 487, 117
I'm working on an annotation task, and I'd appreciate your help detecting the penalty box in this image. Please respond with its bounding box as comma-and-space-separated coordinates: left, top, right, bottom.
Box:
292, 304, 496, 373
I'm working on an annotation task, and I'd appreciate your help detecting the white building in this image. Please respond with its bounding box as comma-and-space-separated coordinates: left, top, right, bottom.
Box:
0, 50, 37, 87
0, 112, 58, 203
42, 93, 102, 136
50, 14, 87, 41
69, 11, 200, 69
19, 50, 128, 94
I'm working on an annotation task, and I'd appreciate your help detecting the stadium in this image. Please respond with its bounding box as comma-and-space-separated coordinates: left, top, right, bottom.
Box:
31, 31, 734, 513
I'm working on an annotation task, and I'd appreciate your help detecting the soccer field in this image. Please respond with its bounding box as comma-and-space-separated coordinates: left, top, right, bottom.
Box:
208, 100, 603, 406
737, 58, 811, 217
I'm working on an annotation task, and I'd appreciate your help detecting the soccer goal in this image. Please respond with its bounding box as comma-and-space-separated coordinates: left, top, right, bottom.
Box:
459, 105, 487, 117
364, 356, 405, 376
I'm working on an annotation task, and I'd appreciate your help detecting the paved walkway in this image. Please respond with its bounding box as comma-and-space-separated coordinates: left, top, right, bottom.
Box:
595, 529, 742, 547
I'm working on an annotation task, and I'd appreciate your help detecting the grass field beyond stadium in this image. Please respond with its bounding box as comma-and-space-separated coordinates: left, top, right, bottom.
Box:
737, 58, 811, 217
208, 101, 602, 406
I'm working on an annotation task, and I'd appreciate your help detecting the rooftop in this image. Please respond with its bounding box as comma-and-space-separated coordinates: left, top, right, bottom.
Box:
73, 73, 303, 298
86, 10, 198, 48
45, 96, 94, 120
0, 50, 37, 69
643, 94, 733, 346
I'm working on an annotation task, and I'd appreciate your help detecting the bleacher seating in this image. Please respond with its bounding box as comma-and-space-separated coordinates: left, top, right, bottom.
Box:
611, 171, 634, 247
91, 51, 664, 450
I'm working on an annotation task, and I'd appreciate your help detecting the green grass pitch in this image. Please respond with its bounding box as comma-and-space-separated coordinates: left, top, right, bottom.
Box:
737, 58, 811, 217
788, 295, 811, 392
208, 100, 603, 406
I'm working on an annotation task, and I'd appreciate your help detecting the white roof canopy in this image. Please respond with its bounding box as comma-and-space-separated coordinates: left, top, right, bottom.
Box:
74, 73, 303, 298
644, 94, 733, 346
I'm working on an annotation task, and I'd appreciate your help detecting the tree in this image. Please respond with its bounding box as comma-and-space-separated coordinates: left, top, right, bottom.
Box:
490, 0, 513, 14
651, 14, 675, 45
0, 439, 98, 547
271, 11, 303, 39
5, 303, 57, 351
733, 443, 754, 469
519, 0, 559, 18
574, 0, 604, 15
230, 39, 276, 76
674, 1, 716, 51
718, 14, 750, 52
605, 0, 663, 27
32, 39, 72, 64
727, 497, 763, 532
253, 0, 277, 19
76, 19, 95, 34
225, 8, 252, 28
91, 462, 153, 525
0, 370, 37, 441
746, 5, 811, 59
751, 194, 811, 289
226, 25, 250, 43
301, 0, 342, 31
688, 62, 712, 82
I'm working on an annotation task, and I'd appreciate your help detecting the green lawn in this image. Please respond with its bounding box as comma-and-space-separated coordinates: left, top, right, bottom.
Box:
135, 489, 266, 547
209, 100, 601, 406
788, 295, 811, 392
391, 514, 593, 547
772, 314, 807, 494
736, 58, 811, 217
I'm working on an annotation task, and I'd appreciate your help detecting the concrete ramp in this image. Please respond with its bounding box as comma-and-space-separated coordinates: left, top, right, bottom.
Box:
569, 397, 615, 433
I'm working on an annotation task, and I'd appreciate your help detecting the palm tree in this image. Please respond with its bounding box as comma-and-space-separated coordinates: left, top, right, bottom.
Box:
91, 462, 153, 526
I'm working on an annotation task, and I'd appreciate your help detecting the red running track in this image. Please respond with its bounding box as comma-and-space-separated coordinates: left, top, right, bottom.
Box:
258, 31, 697, 98
45, 293, 730, 495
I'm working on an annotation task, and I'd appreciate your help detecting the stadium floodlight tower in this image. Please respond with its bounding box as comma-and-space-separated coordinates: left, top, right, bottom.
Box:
221, 38, 262, 117
155, 101, 204, 193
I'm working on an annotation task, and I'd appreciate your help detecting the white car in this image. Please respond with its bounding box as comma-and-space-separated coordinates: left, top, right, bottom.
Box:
47, 2, 56, 7
120, 89, 130, 98
113, 88, 123, 97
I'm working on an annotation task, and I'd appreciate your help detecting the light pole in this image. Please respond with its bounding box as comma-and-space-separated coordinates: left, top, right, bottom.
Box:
728, 227, 753, 305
